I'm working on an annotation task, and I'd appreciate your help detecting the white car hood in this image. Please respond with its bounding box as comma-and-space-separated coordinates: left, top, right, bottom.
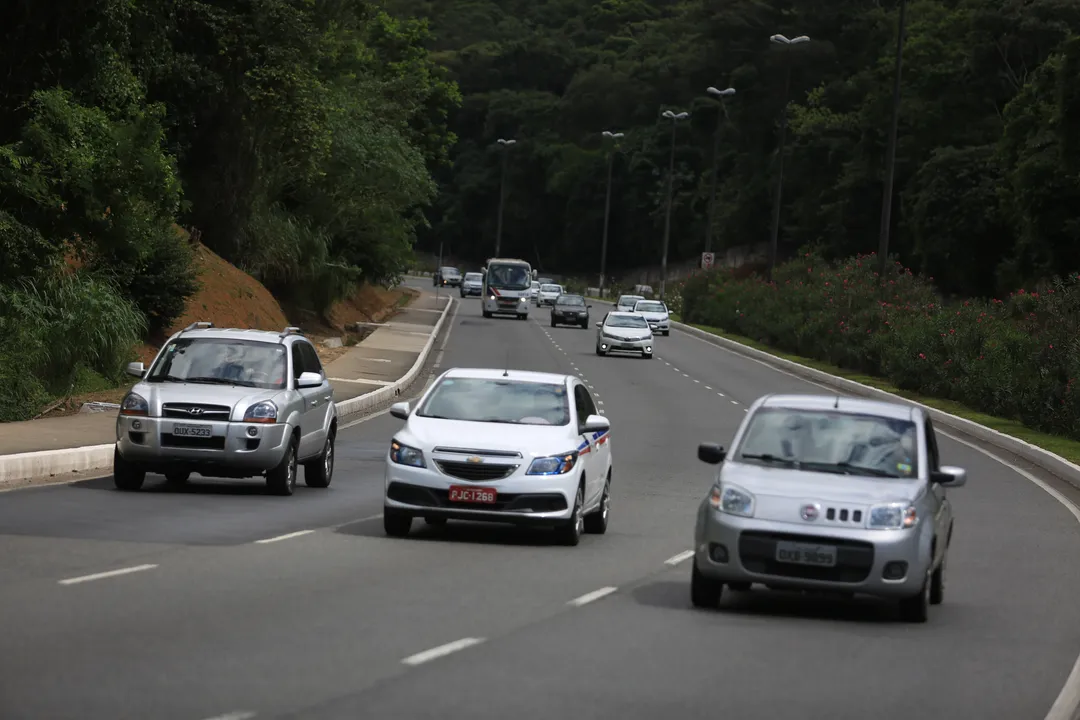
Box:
639, 311, 668, 321
719, 461, 924, 504
602, 325, 651, 340
399, 416, 579, 458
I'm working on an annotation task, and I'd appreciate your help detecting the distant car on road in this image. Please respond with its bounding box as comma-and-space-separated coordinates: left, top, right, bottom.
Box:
633, 299, 670, 336
551, 294, 591, 328
691, 393, 966, 623
616, 294, 645, 312
460, 272, 483, 297
536, 283, 563, 307
114, 323, 337, 496
528, 280, 541, 302
435, 266, 462, 287
382, 367, 613, 545
595, 311, 653, 358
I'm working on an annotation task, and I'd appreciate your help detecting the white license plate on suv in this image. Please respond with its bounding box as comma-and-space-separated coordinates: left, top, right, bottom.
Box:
173, 423, 212, 438
775, 541, 837, 567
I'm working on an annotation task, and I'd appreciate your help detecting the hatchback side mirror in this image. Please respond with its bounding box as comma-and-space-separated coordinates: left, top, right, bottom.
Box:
389, 401, 410, 420
698, 443, 726, 464
931, 465, 966, 487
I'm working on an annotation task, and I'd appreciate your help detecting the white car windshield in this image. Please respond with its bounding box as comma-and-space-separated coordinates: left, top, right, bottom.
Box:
487, 264, 531, 290
147, 338, 288, 390
416, 377, 571, 426
618, 296, 643, 305
541, 284, 561, 293
636, 302, 666, 313
735, 408, 920, 478
464, 273, 482, 281
441, 267, 460, 276
605, 315, 648, 328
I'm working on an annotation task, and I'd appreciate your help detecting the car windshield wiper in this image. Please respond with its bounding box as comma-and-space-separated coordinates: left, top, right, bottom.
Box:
183, 376, 255, 387
739, 453, 798, 466
802, 461, 895, 478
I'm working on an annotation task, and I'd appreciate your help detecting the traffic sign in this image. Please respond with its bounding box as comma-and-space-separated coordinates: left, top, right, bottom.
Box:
701, 252, 715, 270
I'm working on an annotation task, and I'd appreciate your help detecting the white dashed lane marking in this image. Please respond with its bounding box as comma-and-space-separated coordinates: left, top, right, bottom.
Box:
59, 564, 158, 586
402, 638, 485, 666
568, 587, 618, 607
664, 550, 695, 566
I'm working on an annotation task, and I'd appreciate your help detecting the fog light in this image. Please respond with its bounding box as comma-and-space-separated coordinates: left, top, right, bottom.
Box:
131, 420, 141, 430
709, 543, 729, 563
645, 346, 652, 353
601, 343, 608, 350
247, 426, 259, 437
883, 561, 908, 580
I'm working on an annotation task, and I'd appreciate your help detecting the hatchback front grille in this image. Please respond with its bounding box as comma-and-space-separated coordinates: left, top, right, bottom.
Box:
435, 460, 518, 482
162, 403, 231, 421
825, 507, 863, 523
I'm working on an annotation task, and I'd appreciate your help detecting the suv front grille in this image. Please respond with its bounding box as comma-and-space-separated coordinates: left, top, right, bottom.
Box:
162, 403, 231, 421
435, 460, 518, 481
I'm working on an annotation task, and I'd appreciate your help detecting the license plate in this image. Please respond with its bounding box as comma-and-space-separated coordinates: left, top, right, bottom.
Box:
775, 541, 837, 567
448, 486, 497, 503
173, 423, 212, 437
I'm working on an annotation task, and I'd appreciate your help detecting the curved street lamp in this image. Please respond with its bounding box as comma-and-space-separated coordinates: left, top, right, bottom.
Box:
495, 138, 516, 256
599, 131, 624, 294
660, 110, 689, 299
704, 87, 736, 255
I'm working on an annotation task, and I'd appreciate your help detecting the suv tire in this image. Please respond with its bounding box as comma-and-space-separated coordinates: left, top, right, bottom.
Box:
266, 436, 298, 496
304, 431, 335, 488
113, 447, 145, 491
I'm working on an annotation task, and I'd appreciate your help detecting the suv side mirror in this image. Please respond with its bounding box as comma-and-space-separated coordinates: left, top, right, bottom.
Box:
297, 371, 323, 388
698, 443, 726, 464
390, 401, 410, 420
125, 361, 145, 378
931, 465, 966, 487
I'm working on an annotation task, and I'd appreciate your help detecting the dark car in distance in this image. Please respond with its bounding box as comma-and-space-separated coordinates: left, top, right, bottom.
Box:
550, 294, 591, 328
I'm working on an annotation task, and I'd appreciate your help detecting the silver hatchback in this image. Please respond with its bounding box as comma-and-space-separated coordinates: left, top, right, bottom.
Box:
114, 323, 337, 496
691, 394, 966, 622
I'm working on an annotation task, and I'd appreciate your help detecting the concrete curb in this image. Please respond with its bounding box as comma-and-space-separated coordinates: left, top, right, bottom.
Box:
0, 294, 455, 485
671, 319, 1080, 488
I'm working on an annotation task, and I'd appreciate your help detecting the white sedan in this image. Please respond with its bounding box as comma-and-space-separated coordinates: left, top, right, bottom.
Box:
536, 283, 564, 307
383, 367, 613, 546
633, 299, 671, 335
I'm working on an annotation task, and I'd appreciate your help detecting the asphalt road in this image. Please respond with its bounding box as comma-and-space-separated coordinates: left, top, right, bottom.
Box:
2, 292, 1080, 720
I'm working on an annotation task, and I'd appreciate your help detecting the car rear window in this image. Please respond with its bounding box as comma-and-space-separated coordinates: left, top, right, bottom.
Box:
417, 377, 570, 426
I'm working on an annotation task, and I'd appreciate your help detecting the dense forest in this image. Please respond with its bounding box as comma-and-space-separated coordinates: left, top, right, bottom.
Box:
391, 0, 1079, 299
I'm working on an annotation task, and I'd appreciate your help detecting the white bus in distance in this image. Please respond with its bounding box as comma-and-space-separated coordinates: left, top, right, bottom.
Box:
481, 258, 537, 320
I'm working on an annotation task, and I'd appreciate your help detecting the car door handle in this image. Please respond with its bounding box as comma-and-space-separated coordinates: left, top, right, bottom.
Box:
323, 395, 331, 402
310, 400, 319, 407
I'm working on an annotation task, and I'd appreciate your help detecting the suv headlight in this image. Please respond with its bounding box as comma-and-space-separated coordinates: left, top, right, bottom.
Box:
243, 401, 278, 423
526, 451, 579, 475
709, 483, 755, 517
867, 503, 917, 529
390, 440, 425, 468
120, 392, 148, 416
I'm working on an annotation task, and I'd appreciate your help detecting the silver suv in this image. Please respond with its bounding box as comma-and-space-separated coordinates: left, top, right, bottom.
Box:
114, 323, 337, 496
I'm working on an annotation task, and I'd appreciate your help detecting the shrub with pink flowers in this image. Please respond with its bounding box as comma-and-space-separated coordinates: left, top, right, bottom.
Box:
679, 252, 1080, 440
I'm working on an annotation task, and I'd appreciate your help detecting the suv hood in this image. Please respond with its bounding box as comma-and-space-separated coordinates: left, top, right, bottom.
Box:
399, 416, 579, 457
133, 381, 286, 421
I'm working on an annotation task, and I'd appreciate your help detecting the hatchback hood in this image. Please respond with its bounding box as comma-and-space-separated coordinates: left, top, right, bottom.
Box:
719, 461, 923, 504
134, 381, 285, 421
400, 416, 578, 457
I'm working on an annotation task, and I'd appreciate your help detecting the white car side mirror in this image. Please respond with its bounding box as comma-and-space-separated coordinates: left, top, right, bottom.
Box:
582, 414, 610, 434
297, 371, 323, 388
390, 401, 410, 420
595, 321, 603, 328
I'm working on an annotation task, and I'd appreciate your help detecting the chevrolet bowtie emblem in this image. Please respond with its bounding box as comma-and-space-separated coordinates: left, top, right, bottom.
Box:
466, 456, 483, 463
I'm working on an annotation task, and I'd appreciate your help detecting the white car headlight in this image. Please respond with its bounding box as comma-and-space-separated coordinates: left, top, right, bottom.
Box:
243, 400, 278, 423
389, 439, 425, 468
709, 483, 755, 517
867, 503, 917, 529
526, 451, 579, 475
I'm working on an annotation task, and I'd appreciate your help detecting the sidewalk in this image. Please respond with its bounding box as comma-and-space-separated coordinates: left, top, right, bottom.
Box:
0, 285, 451, 481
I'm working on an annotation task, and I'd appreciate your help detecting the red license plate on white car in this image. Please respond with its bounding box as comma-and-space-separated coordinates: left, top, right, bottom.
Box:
448, 486, 497, 503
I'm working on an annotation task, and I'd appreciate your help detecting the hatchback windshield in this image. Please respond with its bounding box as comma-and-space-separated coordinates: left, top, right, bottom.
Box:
636, 301, 666, 313
147, 338, 288, 390
464, 272, 482, 282
541, 284, 561, 293
557, 295, 585, 306
417, 377, 570, 425
605, 315, 649, 328
735, 408, 919, 478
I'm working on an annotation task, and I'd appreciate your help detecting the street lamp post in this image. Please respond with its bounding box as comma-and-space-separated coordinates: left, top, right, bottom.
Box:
704, 86, 736, 254
877, 0, 908, 281
659, 109, 689, 300
599, 130, 624, 296
766, 33, 810, 282
494, 138, 516, 256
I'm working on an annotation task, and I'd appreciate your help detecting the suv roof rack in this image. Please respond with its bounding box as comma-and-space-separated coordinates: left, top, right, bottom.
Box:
182, 321, 214, 332
279, 326, 303, 339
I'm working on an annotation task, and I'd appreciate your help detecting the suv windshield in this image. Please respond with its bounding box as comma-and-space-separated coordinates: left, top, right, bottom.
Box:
417, 377, 570, 425
636, 302, 666, 313
487, 264, 531, 290
735, 408, 919, 478
556, 296, 585, 306
147, 338, 288, 390
440, 267, 460, 275
606, 315, 648, 328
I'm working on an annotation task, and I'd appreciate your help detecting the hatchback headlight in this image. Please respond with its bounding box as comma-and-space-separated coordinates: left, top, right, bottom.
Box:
390, 440, 425, 468
243, 400, 278, 423
120, 392, 148, 417
709, 483, 755, 517
527, 451, 578, 475
867, 503, 917, 529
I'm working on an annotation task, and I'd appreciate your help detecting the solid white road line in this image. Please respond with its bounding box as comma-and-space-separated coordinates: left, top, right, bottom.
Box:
664, 550, 695, 566
59, 564, 158, 586
200, 712, 256, 720
254, 530, 314, 544
568, 586, 618, 607
402, 638, 485, 666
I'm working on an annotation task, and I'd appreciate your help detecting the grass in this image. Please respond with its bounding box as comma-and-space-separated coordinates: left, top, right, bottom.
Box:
670, 313, 1080, 465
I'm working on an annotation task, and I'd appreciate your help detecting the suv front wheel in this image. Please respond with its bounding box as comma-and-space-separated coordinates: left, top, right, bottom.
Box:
266, 436, 298, 496
304, 431, 335, 488
113, 447, 145, 491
